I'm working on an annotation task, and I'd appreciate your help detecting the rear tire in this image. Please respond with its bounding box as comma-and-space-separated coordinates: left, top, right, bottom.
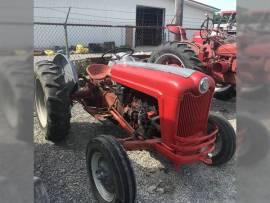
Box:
148, 42, 206, 73
207, 113, 236, 166
86, 135, 136, 203
34, 60, 72, 142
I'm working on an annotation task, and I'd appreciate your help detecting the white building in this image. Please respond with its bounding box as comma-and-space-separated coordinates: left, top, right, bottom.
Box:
34, 0, 219, 49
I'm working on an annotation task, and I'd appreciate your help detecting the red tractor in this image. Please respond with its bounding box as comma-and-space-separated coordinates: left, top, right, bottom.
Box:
149, 15, 237, 100
34, 53, 236, 203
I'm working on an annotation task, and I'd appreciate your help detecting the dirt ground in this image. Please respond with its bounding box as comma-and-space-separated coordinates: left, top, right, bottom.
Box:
34, 97, 236, 203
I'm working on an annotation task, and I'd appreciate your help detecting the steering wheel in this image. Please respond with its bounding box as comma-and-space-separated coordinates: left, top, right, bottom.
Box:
200, 17, 214, 39
101, 47, 135, 61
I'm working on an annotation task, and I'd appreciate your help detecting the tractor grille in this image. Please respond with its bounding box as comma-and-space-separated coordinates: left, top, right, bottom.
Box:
178, 91, 212, 137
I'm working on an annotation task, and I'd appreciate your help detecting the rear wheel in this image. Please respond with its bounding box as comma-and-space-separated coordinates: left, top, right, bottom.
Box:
34, 60, 72, 142
148, 42, 206, 73
207, 113, 236, 166
86, 135, 136, 203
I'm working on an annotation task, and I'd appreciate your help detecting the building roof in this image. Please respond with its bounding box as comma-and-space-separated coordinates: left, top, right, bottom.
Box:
187, 0, 220, 12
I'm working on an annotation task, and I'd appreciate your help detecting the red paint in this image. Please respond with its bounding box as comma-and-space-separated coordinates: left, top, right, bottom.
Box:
73, 61, 219, 166
216, 43, 236, 56
110, 63, 217, 165
220, 10, 236, 16
167, 24, 188, 40
164, 24, 237, 87
192, 31, 205, 45
86, 64, 111, 80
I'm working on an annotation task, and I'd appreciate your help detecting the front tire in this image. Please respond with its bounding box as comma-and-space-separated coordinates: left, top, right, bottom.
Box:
207, 113, 236, 166
214, 85, 236, 101
86, 135, 136, 203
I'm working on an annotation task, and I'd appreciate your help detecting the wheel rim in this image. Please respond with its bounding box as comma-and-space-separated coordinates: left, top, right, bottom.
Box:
155, 54, 185, 67
209, 134, 223, 158
91, 152, 115, 202
35, 79, 47, 128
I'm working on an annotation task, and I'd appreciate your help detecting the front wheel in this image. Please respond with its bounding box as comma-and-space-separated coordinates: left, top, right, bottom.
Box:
86, 135, 136, 203
207, 113, 236, 166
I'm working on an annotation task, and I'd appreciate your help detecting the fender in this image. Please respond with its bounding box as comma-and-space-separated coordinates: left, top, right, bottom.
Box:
53, 54, 78, 92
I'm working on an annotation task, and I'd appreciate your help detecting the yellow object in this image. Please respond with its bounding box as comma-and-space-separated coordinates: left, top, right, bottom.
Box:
75, 44, 89, 54
44, 49, 55, 56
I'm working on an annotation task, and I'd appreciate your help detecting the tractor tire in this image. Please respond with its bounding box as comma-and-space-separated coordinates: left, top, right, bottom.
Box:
34, 60, 73, 142
86, 135, 136, 203
207, 113, 236, 166
148, 41, 206, 73
214, 85, 236, 101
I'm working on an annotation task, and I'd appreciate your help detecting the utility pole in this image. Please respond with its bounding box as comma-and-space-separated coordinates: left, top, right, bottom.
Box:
175, 0, 184, 26
175, 0, 184, 40
64, 7, 71, 58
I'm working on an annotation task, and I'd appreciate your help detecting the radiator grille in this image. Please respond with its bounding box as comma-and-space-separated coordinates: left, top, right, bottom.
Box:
178, 91, 211, 137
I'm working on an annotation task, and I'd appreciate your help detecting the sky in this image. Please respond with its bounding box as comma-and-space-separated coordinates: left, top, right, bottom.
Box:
195, 0, 236, 10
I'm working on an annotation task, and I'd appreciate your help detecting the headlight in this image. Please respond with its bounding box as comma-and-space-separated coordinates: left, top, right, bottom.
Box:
199, 77, 209, 94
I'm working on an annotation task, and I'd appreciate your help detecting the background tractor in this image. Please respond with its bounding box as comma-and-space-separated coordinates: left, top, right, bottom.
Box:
34, 52, 236, 203
213, 10, 237, 35
149, 14, 237, 100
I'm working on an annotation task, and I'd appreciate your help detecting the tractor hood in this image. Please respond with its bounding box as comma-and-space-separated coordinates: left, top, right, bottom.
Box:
216, 43, 236, 56
111, 62, 215, 98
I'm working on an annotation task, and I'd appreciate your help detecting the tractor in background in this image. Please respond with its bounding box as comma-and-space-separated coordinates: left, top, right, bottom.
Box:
149, 14, 237, 100
214, 10, 237, 35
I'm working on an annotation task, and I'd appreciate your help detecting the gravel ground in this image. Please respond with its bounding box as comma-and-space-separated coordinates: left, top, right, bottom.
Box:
34, 98, 236, 203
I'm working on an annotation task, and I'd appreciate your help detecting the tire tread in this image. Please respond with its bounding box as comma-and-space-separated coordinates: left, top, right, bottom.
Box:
35, 60, 71, 142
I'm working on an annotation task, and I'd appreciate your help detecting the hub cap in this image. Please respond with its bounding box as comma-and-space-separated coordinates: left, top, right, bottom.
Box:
91, 152, 115, 202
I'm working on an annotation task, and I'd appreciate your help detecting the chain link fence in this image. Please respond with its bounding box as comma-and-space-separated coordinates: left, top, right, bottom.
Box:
34, 6, 203, 62
34, 22, 200, 61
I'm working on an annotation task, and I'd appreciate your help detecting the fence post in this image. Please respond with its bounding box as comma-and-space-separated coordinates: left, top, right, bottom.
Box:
64, 7, 71, 58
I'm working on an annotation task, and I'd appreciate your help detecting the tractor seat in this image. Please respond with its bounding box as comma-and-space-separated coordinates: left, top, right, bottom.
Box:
166, 24, 188, 40
86, 64, 111, 80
